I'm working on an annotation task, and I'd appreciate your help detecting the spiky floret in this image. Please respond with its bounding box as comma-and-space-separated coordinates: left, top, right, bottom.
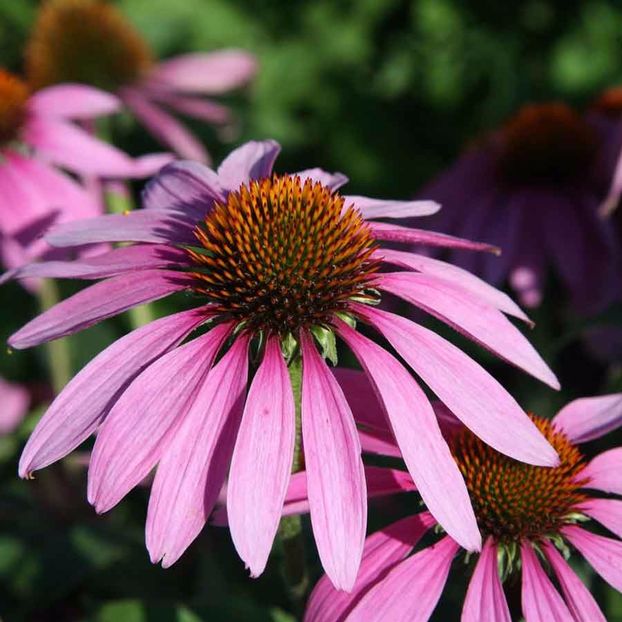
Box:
0, 70, 29, 146
497, 103, 597, 186
451, 415, 588, 544
26, 0, 153, 91
188, 175, 380, 335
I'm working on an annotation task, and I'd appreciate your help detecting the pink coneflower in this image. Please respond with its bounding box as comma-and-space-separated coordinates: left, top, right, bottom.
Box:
7, 140, 559, 589
419, 102, 621, 314
0, 377, 29, 436
305, 381, 622, 621
26, 0, 257, 164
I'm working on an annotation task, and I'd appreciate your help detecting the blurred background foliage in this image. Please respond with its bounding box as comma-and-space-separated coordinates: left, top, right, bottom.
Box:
1, 0, 622, 620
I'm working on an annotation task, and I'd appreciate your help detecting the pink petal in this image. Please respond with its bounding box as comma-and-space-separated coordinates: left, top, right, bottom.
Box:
335, 319, 481, 552
461, 538, 510, 622
378, 272, 560, 389
150, 50, 257, 94
9, 269, 192, 349
553, 393, 622, 443
581, 498, 622, 540
28, 84, 120, 119
152, 92, 231, 125
0, 378, 29, 435
346, 196, 440, 219
333, 367, 387, 432
300, 331, 366, 590
358, 429, 401, 458
562, 525, 622, 592
354, 304, 558, 466
131, 153, 175, 177
304, 513, 435, 622
146, 335, 249, 568
227, 336, 295, 577
521, 542, 573, 622
295, 168, 348, 191
582, 448, 622, 495
88, 323, 231, 513
217, 140, 280, 192
18, 307, 208, 477
349, 536, 459, 622
543, 541, 606, 622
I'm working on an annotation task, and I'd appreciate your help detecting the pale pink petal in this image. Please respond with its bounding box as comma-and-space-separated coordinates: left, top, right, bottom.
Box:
0, 378, 29, 435
461, 538, 510, 622
378, 272, 560, 389
543, 540, 606, 622
304, 513, 435, 622
553, 393, 622, 443
88, 323, 231, 513
300, 331, 366, 590
18, 307, 208, 477
217, 140, 280, 192
147, 335, 249, 568
28, 84, 120, 119
353, 304, 558, 466
227, 336, 295, 577
582, 448, 622, 495
9, 269, 192, 349
562, 526, 622, 592
581, 498, 622, 540
521, 542, 573, 622
131, 153, 175, 177
346, 196, 440, 219
152, 92, 231, 125
335, 319, 481, 552
349, 536, 459, 622
294, 168, 348, 191
150, 50, 257, 94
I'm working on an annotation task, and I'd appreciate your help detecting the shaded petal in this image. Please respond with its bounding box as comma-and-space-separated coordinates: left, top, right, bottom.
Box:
9, 269, 192, 349
147, 335, 249, 568
294, 168, 348, 191
358, 429, 401, 458
301, 331, 366, 590
353, 304, 558, 467
227, 336, 295, 577
0, 378, 29, 435
582, 448, 622, 495
28, 84, 120, 119
333, 367, 387, 432
378, 272, 560, 389
217, 140, 280, 192
581, 498, 622, 540
88, 323, 231, 513
151, 92, 231, 125
346, 196, 440, 219
18, 307, 208, 477
553, 393, 622, 443
335, 319, 481, 552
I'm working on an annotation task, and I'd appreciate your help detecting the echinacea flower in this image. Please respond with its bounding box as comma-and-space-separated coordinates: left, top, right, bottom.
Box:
0, 68, 169, 274
305, 377, 622, 621
7, 140, 559, 590
0, 377, 29, 436
419, 102, 621, 314
26, 0, 257, 164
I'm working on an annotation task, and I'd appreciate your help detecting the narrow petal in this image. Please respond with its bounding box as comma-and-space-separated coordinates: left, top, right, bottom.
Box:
353, 304, 558, 466
581, 498, 622, 539
217, 140, 280, 192
553, 394, 622, 443
146, 336, 249, 568
333, 367, 387, 432
378, 272, 560, 389
88, 323, 231, 513
9, 269, 192, 349
543, 541, 607, 622
304, 513, 435, 622
349, 536, 459, 622
0, 378, 29, 435
582, 448, 622, 495
521, 543, 573, 622
18, 307, 208, 477
346, 196, 440, 219
151, 92, 231, 124
335, 319, 481, 552
28, 84, 120, 119
301, 331, 366, 590
358, 429, 401, 458
461, 539, 510, 622
227, 336, 295, 577
295, 168, 348, 191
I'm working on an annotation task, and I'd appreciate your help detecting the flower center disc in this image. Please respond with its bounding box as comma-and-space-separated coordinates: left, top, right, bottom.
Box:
451, 415, 588, 543
188, 175, 379, 335
592, 86, 622, 118
496, 103, 597, 186
0, 70, 28, 147
26, 0, 153, 91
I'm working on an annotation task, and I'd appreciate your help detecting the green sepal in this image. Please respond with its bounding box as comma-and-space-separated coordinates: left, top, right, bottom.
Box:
310, 325, 338, 365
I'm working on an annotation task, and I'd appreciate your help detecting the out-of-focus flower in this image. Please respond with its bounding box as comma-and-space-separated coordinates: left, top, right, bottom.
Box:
7, 140, 559, 589
26, 0, 257, 164
304, 377, 622, 621
0, 377, 29, 435
419, 102, 621, 315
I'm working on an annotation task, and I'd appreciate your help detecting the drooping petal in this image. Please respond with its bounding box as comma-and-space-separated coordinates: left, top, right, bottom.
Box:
295, 168, 348, 191
378, 272, 560, 389
521, 543, 573, 622
300, 331, 366, 590
18, 307, 209, 477
562, 526, 622, 592
553, 393, 622, 443
543, 541, 606, 622
146, 335, 249, 568
333, 367, 387, 432
581, 448, 622, 495
348, 536, 459, 622
151, 92, 231, 125
0, 378, 29, 435
353, 304, 558, 466
217, 140, 280, 192
28, 84, 120, 119
227, 336, 295, 577
88, 323, 231, 513
335, 319, 481, 552
304, 513, 435, 622
461, 538, 510, 622
581, 498, 622, 540
346, 196, 440, 219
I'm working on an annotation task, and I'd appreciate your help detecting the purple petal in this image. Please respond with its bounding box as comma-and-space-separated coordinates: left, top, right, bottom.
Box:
582, 448, 622, 495
359, 429, 401, 458
0, 378, 29, 435
294, 168, 349, 191
217, 140, 280, 192
581, 498, 622, 540
28, 84, 120, 119
553, 393, 622, 443
346, 196, 440, 220
333, 367, 387, 432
